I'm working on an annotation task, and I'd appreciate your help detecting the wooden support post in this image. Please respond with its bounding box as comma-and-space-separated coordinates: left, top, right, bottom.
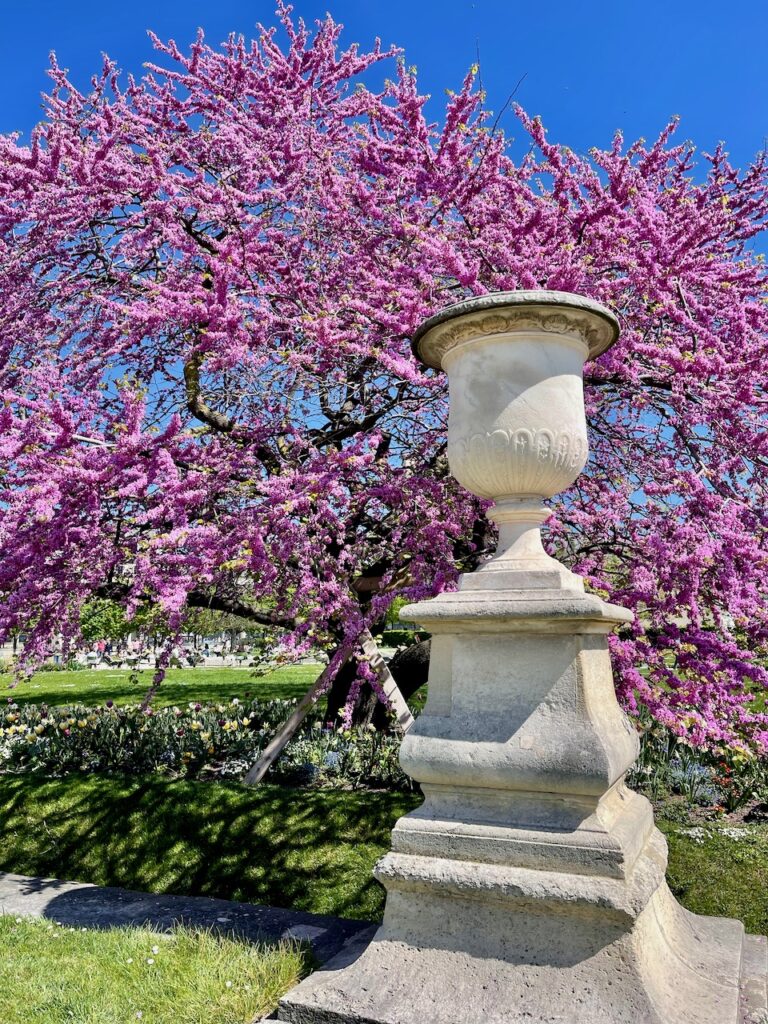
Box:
359, 631, 415, 734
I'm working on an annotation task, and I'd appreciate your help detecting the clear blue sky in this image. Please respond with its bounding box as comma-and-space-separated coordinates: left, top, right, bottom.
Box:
0, 0, 765, 169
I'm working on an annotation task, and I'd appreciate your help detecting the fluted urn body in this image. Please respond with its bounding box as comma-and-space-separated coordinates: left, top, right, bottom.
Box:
414, 290, 619, 585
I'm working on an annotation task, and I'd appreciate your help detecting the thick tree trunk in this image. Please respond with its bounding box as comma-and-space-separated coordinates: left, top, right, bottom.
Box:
324, 639, 431, 729
324, 656, 363, 725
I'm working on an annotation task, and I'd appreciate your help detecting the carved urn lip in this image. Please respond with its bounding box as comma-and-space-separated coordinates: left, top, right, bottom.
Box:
412, 289, 620, 369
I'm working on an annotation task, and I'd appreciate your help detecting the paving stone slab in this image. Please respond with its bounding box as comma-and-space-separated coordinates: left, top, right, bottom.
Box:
0, 870, 374, 964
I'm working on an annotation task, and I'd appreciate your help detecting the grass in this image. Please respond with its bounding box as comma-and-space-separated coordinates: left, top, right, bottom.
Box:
658, 817, 768, 935
0, 774, 419, 921
0, 915, 306, 1024
2, 774, 767, 933
1, 665, 318, 709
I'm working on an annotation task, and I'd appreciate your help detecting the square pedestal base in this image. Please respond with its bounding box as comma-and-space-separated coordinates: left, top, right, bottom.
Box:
278, 839, 767, 1024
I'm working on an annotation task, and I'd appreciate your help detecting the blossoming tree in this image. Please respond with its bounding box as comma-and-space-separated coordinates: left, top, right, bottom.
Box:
1, 6, 767, 748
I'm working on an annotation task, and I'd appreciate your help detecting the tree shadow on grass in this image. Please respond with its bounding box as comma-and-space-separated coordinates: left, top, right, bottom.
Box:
0, 774, 420, 922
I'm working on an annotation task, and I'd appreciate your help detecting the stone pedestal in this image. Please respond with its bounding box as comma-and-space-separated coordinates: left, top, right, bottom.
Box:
279, 292, 767, 1023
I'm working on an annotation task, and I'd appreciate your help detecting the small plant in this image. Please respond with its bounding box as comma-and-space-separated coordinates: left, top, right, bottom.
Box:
277, 722, 411, 791
626, 714, 768, 817
0, 696, 413, 791
32, 659, 85, 673
626, 715, 678, 801
710, 752, 764, 814
668, 749, 718, 807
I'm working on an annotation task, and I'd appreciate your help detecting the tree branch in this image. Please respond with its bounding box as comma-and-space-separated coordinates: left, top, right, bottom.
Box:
183, 352, 236, 433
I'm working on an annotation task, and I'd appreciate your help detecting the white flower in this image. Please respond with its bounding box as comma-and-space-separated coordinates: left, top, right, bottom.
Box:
146, 958, 154, 965
151, 944, 159, 954
126, 958, 134, 964
225, 981, 233, 989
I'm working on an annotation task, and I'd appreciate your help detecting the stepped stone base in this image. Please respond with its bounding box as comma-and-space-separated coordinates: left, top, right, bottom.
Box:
279, 825, 767, 1024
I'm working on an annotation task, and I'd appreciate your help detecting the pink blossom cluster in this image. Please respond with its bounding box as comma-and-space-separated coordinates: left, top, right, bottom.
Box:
0, 5, 766, 749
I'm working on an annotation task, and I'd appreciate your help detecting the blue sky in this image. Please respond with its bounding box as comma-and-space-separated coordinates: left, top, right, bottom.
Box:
0, 0, 765, 170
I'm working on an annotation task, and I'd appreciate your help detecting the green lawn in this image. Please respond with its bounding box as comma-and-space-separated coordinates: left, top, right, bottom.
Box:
659, 818, 768, 934
2, 773, 766, 933
0, 774, 418, 921
0, 915, 306, 1024
1, 665, 318, 709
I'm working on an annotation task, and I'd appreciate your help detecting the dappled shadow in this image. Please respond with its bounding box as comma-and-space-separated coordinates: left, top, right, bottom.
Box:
0, 775, 420, 923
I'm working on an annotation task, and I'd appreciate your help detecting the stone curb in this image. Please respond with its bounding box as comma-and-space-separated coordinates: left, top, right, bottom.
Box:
0, 870, 374, 964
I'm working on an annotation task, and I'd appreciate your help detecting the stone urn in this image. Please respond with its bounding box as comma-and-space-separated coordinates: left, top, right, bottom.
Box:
279, 291, 767, 1024
417, 290, 616, 590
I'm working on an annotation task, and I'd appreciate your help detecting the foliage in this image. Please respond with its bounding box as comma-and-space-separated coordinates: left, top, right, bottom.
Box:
79, 598, 158, 643
25, 660, 85, 673
0, 916, 306, 1024
276, 722, 410, 790
0, 774, 418, 920
80, 599, 130, 643
0, 695, 410, 789
0, 7, 767, 747
80, 597, 279, 646
380, 628, 427, 648
384, 597, 411, 628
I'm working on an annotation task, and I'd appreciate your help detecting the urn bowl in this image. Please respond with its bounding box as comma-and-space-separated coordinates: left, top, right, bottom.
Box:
413, 290, 619, 502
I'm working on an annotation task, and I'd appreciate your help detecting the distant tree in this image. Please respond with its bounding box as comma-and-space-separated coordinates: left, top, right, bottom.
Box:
79, 599, 133, 644
1, 6, 767, 748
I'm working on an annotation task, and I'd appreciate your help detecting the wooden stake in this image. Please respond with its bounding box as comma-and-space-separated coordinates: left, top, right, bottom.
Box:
359, 630, 415, 734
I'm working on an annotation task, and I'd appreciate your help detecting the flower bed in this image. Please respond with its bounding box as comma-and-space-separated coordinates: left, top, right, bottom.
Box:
626, 717, 768, 817
0, 696, 411, 791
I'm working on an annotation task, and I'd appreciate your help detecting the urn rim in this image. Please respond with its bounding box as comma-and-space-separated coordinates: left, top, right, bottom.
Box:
412, 289, 620, 369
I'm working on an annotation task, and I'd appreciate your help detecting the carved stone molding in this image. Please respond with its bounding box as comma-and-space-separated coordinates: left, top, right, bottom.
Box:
420, 309, 598, 369
449, 426, 589, 499
413, 290, 619, 369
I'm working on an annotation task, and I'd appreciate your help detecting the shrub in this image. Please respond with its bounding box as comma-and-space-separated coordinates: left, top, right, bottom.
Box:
380, 629, 428, 648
